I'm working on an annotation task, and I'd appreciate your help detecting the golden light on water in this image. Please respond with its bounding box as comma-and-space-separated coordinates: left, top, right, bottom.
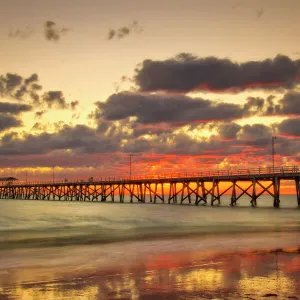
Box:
1, 257, 299, 300
5, 284, 99, 300
173, 268, 224, 292
238, 272, 295, 296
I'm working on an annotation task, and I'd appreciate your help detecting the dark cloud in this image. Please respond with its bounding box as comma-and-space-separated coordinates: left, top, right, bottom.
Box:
278, 91, 300, 115
0, 114, 22, 132
32, 122, 47, 131
243, 97, 265, 114
35, 110, 46, 119
0, 117, 298, 166
24, 73, 38, 85
31, 83, 42, 91
261, 92, 300, 115
71, 113, 80, 120
42, 91, 68, 109
2, 73, 22, 92
122, 138, 151, 153
95, 92, 246, 125
131, 124, 174, 138
0, 125, 120, 156
265, 95, 277, 114
107, 21, 143, 40
44, 21, 69, 42
278, 118, 300, 137
272, 137, 300, 157
134, 54, 300, 93
107, 29, 116, 40
238, 124, 273, 142
232, 92, 300, 116
0, 72, 76, 110
217, 122, 242, 140
0, 73, 41, 102
70, 100, 79, 110
0, 102, 32, 114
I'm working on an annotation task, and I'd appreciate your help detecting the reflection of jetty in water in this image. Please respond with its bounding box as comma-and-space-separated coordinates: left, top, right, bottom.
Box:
0, 249, 299, 299
1, 166, 300, 208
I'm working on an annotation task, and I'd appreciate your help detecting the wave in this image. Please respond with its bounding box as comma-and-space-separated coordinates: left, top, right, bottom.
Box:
1, 223, 300, 250
1, 198, 300, 251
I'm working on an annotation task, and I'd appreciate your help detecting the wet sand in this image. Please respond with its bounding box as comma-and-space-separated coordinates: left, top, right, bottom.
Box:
0, 234, 300, 300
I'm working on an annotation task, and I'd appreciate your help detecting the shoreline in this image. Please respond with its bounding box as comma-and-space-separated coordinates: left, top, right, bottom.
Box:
0, 243, 299, 300
1, 231, 300, 279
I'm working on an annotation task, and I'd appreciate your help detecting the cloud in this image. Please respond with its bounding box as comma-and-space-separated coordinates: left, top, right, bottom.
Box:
70, 100, 79, 110
32, 122, 47, 131
37, 91, 78, 110
237, 124, 273, 142
0, 114, 22, 132
278, 118, 300, 137
107, 29, 116, 40
0, 102, 30, 132
1, 72, 79, 110
93, 92, 283, 127
42, 91, 68, 109
278, 91, 300, 115
217, 123, 242, 140
260, 91, 300, 116
1, 73, 22, 93
95, 92, 247, 125
0, 102, 32, 114
0, 124, 120, 156
107, 21, 143, 40
8, 27, 34, 39
44, 21, 69, 42
35, 110, 46, 119
9, 22, 69, 42
0, 117, 299, 170
134, 54, 300, 93
243, 97, 265, 113
0, 72, 41, 102
256, 8, 264, 19
122, 138, 151, 153
24, 73, 39, 85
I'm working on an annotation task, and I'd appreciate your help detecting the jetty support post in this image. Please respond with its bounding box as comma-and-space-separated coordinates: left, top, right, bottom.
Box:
211, 179, 220, 206
273, 177, 280, 208
230, 180, 237, 206
251, 178, 257, 207
295, 177, 300, 206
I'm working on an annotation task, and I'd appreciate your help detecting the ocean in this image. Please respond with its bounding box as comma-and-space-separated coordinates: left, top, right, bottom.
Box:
0, 196, 299, 299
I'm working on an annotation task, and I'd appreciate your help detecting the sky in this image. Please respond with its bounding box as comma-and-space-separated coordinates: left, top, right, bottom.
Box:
0, 0, 300, 183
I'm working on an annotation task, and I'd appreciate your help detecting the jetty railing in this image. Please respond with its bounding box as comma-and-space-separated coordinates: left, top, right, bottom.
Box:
7, 165, 300, 186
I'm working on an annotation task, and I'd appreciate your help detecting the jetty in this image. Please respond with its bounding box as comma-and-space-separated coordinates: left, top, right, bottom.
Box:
0, 166, 299, 207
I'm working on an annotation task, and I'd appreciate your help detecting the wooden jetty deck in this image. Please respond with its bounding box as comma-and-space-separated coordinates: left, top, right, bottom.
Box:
0, 166, 299, 207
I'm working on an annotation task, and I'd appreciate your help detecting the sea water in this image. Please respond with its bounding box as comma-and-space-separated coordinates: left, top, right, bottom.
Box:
0, 195, 299, 249
0, 196, 299, 299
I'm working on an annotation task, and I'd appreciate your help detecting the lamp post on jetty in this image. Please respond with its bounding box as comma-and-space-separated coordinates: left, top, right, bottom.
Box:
52, 166, 55, 183
129, 154, 134, 179
272, 136, 276, 172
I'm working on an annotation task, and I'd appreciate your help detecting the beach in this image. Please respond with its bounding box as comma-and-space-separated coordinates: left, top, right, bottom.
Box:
0, 198, 299, 299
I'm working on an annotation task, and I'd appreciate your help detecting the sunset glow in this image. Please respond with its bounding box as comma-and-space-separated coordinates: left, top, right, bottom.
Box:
0, 0, 299, 193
